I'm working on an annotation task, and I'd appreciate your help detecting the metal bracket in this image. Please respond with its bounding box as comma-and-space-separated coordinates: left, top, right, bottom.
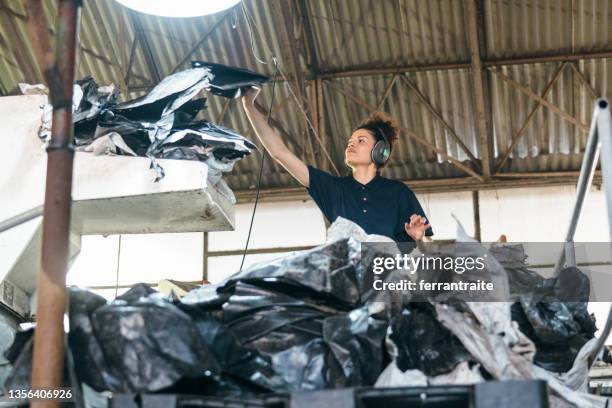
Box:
46, 139, 75, 152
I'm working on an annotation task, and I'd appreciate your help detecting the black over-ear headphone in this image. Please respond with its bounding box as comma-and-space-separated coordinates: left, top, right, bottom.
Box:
371, 126, 391, 166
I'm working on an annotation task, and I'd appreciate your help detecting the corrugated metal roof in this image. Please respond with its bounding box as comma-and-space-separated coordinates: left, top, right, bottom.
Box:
485, 0, 612, 59
0, 0, 611, 194
490, 59, 612, 172
307, 0, 470, 71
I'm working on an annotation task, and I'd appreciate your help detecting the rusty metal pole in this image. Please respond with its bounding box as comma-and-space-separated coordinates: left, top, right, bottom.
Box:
23, 1, 82, 406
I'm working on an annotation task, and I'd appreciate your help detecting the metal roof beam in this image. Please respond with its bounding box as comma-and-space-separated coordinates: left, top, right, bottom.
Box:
316, 50, 612, 80
234, 171, 602, 204
375, 74, 398, 111
128, 11, 161, 83
493, 62, 567, 174
87, 2, 129, 94
569, 62, 598, 100
400, 74, 481, 170
466, 0, 491, 179
297, 0, 319, 73
169, 12, 231, 74
271, 0, 317, 167
490, 66, 589, 132
125, 49, 612, 90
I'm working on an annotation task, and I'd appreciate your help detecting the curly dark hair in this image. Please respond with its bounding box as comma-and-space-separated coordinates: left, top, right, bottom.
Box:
354, 112, 400, 169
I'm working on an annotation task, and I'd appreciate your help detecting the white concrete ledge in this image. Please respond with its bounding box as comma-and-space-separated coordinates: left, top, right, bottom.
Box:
0, 95, 236, 316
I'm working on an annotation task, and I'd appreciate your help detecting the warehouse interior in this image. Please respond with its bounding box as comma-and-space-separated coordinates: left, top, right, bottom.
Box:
0, 0, 612, 406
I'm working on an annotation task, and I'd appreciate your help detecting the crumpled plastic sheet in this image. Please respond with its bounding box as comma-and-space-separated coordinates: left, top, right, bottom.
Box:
181, 226, 390, 392
410, 219, 511, 305
224, 259, 360, 307
69, 77, 119, 144
533, 365, 609, 408
204, 156, 239, 204
487, 242, 596, 374
203, 237, 365, 307
3, 328, 36, 391
387, 302, 475, 376
22, 77, 116, 144
391, 218, 521, 352
428, 361, 485, 386
28, 64, 260, 183
517, 299, 593, 344
430, 220, 596, 372
322, 306, 388, 387
66, 284, 222, 393
4, 219, 390, 396
106, 67, 254, 181
68, 287, 119, 391
91, 110, 256, 184
488, 243, 547, 300
435, 302, 609, 408
450, 220, 597, 374
114, 68, 212, 119
73, 76, 119, 132
325, 216, 396, 244
375, 361, 484, 388
111, 69, 207, 177
4, 217, 604, 403
92, 110, 158, 156
2, 287, 272, 397
371, 217, 606, 407
512, 299, 596, 373
557, 337, 600, 392
191, 61, 269, 99
504, 261, 596, 373
18, 82, 48, 95
158, 121, 256, 159
175, 302, 285, 393
79, 131, 138, 157
153, 121, 256, 184
324, 217, 407, 309
214, 281, 387, 391
2, 327, 80, 394
375, 364, 428, 387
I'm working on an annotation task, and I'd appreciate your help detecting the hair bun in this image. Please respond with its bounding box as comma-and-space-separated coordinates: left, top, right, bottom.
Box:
360, 112, 399, 145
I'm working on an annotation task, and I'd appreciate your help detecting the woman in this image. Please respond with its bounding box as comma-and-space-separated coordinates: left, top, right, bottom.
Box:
241, 88, 433, 242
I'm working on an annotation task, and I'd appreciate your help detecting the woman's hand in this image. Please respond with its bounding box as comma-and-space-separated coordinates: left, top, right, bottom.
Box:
242, 86, 261, 110
404, 214, 432, 241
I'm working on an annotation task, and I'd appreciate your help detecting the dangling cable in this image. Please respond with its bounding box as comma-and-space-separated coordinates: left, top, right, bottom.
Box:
114, 234, 122, 298
236, 0, 333, 271
239, 60, 278, 272
231, 7, 239, 29
236, 1, 278, 271
240, 1, 268, 65
239, 2, 338, 175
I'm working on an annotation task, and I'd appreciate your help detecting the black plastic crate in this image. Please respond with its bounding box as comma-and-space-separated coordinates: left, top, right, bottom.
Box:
110, 393, 288, 408
356, 385, 474, 408
109, 380, 548, 408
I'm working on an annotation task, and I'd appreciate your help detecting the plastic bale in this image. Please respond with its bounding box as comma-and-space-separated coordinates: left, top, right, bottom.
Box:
90, 289, 221, 392
68, 287, 122, 391
512, 267, 596, 373
388, 303, 475, 377
322, 306, 388, 387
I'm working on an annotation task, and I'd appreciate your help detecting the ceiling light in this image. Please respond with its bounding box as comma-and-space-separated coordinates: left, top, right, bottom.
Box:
115, 0, 242, 18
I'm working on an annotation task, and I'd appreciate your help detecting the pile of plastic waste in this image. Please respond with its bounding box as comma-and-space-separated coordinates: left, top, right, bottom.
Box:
22, 62, 266, 197
2, 218, 608, 407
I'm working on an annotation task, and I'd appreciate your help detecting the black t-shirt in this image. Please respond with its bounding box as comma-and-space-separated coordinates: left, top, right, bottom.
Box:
306, 165, 434, 242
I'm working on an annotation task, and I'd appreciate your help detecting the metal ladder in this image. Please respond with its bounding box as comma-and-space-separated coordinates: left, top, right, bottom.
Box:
553, 98, 612, 366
